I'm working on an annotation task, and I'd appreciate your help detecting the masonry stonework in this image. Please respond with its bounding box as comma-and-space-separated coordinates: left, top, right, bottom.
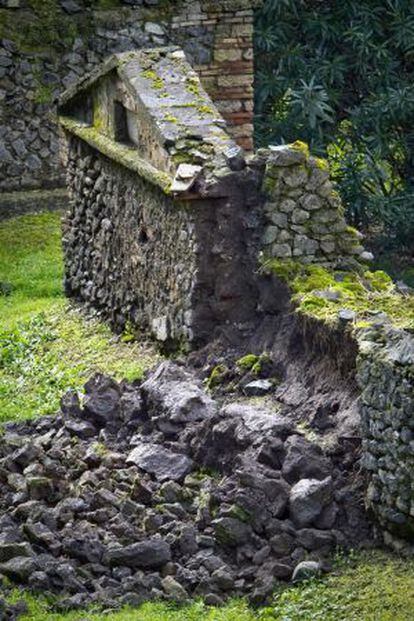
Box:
253, 144, 367, 265
357, 323, 414, 547
0, 0, 259, 193
60, 47, 260, 346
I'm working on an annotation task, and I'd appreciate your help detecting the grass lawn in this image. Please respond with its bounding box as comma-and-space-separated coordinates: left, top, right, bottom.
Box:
0, 211, 158, 422
1, 210, 414, 620
8, 551, 414, 621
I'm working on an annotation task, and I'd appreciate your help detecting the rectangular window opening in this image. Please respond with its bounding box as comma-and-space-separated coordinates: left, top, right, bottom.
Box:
114, 101, 131, 144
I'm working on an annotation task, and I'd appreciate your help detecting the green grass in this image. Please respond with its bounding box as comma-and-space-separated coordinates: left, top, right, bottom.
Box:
0, 211, 64, 327
5, 551, 414, 620
0, 212, 158, 422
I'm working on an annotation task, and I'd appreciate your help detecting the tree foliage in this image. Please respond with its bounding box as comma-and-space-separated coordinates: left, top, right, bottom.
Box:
255, 0, 414, 250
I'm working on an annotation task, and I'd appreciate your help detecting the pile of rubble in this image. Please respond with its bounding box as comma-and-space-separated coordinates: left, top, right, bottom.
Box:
0, 361, 371, 611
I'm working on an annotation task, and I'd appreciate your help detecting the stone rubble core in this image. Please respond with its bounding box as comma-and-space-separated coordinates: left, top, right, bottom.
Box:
0, 0, 258, 193
0, 360, 370, 612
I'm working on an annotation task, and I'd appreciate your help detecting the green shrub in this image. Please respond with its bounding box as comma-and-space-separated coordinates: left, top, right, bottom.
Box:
255, 0, 414, 249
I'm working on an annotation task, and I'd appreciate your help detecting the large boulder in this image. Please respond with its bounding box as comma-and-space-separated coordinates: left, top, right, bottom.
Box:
126, 443, 193, 482
83, 374, 121, 426
289, 477, 333, 527
282, 435, 331, 483
104, 539, 171, 568
141, 361, 217, 424
222, 403, 293, 445
212, 517, 252, 547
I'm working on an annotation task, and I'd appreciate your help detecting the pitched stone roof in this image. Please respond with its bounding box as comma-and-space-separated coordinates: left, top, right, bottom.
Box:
58, 47, 244, 196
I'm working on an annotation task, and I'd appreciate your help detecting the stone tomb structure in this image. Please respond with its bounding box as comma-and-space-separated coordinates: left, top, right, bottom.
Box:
59, 46, 364, 347
0, 0, 260, 193
59, 47, 262, 346
60, 49, 414, 554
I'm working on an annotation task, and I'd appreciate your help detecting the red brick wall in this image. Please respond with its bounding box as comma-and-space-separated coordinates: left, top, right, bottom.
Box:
172, 1, 260, 152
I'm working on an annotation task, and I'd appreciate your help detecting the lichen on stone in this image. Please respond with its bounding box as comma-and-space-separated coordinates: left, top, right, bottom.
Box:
141, 69, 165, 91
290, 140, 310, 158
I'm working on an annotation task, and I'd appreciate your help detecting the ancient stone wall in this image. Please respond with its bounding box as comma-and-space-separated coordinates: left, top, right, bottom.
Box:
0, 0, 258, 193
357, 322, 414, 547
253, 143, 367, 265
63, 135, 259, 346
64, 135, 198, 344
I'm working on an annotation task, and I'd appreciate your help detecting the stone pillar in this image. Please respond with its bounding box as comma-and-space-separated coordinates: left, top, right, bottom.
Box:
172, 0, 261, 152
253, 143, 366, 265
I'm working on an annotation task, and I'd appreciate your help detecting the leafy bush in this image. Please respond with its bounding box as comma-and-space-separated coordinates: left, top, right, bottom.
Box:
255, 0, 414, 249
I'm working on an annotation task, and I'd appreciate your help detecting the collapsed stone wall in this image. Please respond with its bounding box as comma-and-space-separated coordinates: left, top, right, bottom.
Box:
357, 321, 414, 547
253, 144, 368, 265
63, 139, 369, 347
0, 0, 258, 193
63, 136, 259, 346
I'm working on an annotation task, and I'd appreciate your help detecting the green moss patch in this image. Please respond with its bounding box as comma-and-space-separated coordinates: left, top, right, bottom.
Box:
264, 259, 414, 330
0, 0, 84, 54
206, 364, 229, 390
236, 353, 271, 375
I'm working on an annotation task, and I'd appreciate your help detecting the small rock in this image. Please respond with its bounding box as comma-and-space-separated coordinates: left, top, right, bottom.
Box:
0, 281, 13, 296
27, 476, 54, 501
213, 517, 251, 547
204, 593, 225, 606
161, 575, 188, 600
60, 0, 82, 13
65, 419, 96, 439
211, 567, 235, 591
0, 542, 33, 562
243, 379, 273, 396
292, 560, 322, 582
83, 375, 120, 426
126, 444, 193, 482
338, 308, 356, 324
360, 250, 374, 262
0, 556, 36, 581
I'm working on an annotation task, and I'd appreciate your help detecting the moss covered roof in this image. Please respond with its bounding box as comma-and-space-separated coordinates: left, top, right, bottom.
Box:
58, 47, 241, 196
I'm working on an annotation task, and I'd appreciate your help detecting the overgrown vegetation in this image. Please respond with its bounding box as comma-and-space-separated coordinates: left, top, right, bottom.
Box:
263, 258, 414, 329
255, 0, 414, 252
0, 212, 157, 422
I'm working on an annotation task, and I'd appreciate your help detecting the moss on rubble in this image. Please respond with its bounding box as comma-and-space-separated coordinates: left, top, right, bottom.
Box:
262, 258, 414, 330
314, 156, 330, 171
205, 364, 228, 390
236, 353, 260, 371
